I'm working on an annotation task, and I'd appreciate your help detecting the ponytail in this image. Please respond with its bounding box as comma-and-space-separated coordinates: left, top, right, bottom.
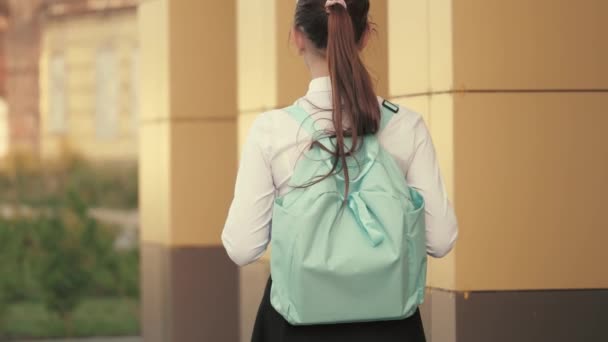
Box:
293, 0, 379, 200
325, 1, 380, 198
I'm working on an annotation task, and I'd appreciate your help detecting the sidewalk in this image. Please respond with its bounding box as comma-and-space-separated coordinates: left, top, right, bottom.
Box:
19, 338, 140, 342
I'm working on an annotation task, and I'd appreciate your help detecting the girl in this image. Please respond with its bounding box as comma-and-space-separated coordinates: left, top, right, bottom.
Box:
223, 0, 458, 340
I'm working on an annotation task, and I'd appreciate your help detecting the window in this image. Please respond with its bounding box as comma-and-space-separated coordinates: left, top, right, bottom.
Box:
95, 46, 118, 139
48, 54, 67, 133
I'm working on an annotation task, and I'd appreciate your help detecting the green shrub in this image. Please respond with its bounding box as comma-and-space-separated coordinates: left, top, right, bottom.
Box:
38, 218, 91, 335
0, 155, 140, 338
0, 217, 45, 332
116, 249, 140, 298
3, 297, 139, 339
0, 155, 138, 210
0, 192, 140, 336
36, 194, 92, 335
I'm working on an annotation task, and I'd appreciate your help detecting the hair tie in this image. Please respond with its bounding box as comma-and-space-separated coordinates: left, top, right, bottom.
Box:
325, 0, 347, 12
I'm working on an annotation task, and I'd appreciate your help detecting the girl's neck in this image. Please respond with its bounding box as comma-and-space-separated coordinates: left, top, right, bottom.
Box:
307, 56, 330, 80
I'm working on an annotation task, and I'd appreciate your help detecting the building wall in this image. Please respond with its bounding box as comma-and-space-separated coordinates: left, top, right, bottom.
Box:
0, 24, 7, 158
134, 0, 608, 341
138, 0, 240, 340
387, 0, 456, 291
389, 0, 608, 292
451, 0, 608, 291
0, 98, 7, 157
39, 9, 138, 162
389, 0, 608, 341
5, 0, 42, 155
234, 0, 608, 341
0, 29, 6, 97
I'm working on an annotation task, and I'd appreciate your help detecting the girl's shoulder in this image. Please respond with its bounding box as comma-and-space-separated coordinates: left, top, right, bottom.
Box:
377, 97, 427, 134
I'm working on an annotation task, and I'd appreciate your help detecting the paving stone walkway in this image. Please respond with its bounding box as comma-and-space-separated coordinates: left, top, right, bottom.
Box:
19, 337, 140, 342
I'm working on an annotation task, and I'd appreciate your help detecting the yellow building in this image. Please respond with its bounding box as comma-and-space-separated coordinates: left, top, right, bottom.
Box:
137, 0, 608, 341
39, 1, 138, 162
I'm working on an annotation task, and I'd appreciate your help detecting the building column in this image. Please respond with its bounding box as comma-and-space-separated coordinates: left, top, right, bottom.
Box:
387, 1, 456, 340
235, 1, 278, 340
4, 0, 43, 155
0, 8, 7, 158
389, 0, 608, 341
138, 0, 238, 341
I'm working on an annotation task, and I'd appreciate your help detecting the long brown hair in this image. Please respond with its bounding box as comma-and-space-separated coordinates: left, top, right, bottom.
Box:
294, 0, 380, 198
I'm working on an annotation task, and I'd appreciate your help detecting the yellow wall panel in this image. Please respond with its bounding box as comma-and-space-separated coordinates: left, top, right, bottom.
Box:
388, 94, 457, 290
388, 0, 429, 97
454, 92, 608, 290
169, 0, 237, 119
139, 121, 171, 244
170, 120, 237, 246
429, 95, 454, 201
138, 0, 169, 121
138, 0, 238, 249
237, 0, 277, 112
453, 0, 608, 89
276, 0, 311, 107
427, 94, 456, 290
390, 96, 430, 124
429, 0, 453, 91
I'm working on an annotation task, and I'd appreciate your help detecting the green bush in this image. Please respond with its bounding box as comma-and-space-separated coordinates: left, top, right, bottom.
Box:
0, 155, 140, 338
0, 192, 140, 337
0, 155, 138, 209
3, 298, 139, 339
0, 217, 46, 333
38, 217, 91, 335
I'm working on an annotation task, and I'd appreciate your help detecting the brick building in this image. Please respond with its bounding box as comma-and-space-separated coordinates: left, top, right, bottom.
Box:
3, 0, 42, 155
1, 0, 138, 160
0, 2, 8, 157
0, 2, 7, 97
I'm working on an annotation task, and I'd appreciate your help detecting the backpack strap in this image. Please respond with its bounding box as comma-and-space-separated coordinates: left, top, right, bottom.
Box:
285, 99, 399, 136
380, 99, 399, 131
284, 104, 319, 138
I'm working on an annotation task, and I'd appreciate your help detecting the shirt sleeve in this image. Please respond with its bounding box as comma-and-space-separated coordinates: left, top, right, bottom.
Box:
222, 116, 275, 266
406, 115, 459, 258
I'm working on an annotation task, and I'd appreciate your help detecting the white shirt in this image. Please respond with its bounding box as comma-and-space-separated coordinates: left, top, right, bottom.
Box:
223, 77, 458, 266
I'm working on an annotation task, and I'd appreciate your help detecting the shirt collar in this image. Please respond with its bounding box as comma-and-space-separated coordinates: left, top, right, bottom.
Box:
306, 76, 332, 95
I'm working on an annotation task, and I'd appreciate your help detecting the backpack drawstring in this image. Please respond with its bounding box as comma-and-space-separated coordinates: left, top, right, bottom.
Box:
347, 192, 385, 247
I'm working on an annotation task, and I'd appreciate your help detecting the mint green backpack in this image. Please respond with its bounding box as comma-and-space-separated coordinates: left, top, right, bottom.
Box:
270, 101, 427, 325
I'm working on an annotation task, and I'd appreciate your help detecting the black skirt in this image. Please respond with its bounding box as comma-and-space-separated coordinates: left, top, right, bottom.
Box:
252, 277, 427, 342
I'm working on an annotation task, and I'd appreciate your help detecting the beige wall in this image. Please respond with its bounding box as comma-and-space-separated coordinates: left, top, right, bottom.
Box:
40, 11, 139, 161
134, 0, 608, 339
388, 0, 456, 289
453, 0, 608, 90
451, 0, 608, 290
139, 3, 239, 339
132, 0, 608, 339
389, 0, 608, 292
454, 92, 608, 290
235, 1, 608, 338
139, 0, 237, 247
